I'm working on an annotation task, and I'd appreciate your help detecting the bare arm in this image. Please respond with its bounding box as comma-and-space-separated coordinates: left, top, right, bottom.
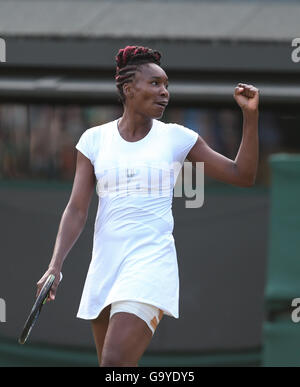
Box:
36, 150, 96, 300
187, 83, 259, 187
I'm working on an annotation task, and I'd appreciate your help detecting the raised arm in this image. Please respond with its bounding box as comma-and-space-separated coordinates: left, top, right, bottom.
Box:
187, 83, 259, 187
36, 151, 96, 300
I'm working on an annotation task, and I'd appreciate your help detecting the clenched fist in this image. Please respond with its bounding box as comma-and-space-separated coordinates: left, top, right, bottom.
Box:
234, 83, 259, 113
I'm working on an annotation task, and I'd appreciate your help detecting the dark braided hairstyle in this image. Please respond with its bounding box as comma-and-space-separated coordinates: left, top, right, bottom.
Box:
115, 45, 162, 104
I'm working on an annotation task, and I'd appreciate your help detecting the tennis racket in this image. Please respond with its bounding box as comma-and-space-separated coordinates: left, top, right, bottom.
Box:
19, 274, 56, 345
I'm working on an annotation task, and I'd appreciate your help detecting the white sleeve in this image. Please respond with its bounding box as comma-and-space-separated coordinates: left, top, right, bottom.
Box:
170, 124, 198, 165
75, 129, 95, 165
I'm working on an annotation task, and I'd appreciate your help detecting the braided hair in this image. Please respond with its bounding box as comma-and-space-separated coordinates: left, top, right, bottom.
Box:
115, 46, 162, 104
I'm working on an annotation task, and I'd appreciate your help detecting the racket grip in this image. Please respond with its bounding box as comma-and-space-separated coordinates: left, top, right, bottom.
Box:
44, 273, 62, 303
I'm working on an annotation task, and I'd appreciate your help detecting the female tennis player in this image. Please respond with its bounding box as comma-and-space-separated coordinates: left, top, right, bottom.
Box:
36, 46, 259, 367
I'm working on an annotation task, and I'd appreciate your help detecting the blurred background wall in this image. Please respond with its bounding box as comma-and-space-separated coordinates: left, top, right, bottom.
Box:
0, 0, 300, 366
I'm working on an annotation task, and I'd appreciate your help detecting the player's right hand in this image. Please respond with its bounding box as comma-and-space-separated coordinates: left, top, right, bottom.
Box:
36, 269, 62, 302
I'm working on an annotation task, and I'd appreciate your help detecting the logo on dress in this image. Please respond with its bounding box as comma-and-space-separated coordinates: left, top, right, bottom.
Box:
126, 168, 137, 178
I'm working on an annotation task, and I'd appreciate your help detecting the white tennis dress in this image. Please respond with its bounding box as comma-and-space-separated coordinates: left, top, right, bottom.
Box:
75, 118, 198, 320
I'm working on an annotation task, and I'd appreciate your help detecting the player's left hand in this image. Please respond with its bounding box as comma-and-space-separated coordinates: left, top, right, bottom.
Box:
233, 83, 259, 113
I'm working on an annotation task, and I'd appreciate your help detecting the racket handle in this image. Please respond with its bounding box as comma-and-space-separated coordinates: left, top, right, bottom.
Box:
43, 273, 62, 304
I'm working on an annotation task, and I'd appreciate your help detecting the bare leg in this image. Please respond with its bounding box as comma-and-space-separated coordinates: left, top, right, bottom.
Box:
100, 311, 154, 367
91, 304, 111, 365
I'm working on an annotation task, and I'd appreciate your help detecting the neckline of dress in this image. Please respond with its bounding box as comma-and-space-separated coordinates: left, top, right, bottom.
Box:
116, 118, 155, 144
